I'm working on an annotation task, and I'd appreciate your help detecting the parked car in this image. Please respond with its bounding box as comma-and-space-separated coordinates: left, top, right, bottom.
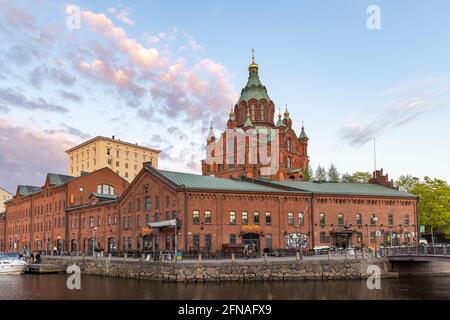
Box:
419, 239, 428, 245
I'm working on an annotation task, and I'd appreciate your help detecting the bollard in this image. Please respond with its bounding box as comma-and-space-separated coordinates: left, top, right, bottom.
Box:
296, 252, 300, 261
108, 253, 111, 261
327, 250, 331, 260
354, 250, 358, 259
264, 253, 268, 262
231, 253, 235, 262
344, 250, 347, 260
198, 253, 202, 262
124, 252, 128, 261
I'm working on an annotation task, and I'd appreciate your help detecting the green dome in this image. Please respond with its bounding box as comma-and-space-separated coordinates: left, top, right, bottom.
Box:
238, 66, 270, 103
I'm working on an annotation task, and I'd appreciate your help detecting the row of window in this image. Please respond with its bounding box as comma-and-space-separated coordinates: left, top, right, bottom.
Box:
191, 211, 410, 227
8, 201, 67, 220
7, 217, 66, 235
73, 211, 178, 230
97, 184, 115, 195
192, 210, 303, 226
71, 160, 96, 174
106, 148, 152, 162
318, 213, 411, 226
127, 195, 173, 213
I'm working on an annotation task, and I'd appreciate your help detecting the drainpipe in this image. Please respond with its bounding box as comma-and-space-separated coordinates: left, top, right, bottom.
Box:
118, 203, 122, 255
310, 194, 315, 249
184, 190, 188, 252
415, 197, 420, 244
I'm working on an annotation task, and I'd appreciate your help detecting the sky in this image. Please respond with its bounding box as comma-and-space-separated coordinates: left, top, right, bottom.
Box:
0, 0, 449, 193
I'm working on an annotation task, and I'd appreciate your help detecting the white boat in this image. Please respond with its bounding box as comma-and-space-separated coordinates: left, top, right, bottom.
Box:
0, 253, 28, 275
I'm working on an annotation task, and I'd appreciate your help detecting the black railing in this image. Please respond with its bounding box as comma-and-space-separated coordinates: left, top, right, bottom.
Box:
381, 244, 450, 257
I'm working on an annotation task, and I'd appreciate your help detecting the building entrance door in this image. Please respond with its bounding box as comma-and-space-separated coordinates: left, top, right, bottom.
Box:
242, 233, 260, 251
108, 238, 117, 255
333, 233, 351, 248
87, 238, 94, 256
71, 239, 77, 253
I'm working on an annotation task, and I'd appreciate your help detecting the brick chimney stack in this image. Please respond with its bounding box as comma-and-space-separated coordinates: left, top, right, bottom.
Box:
369, 168, 394, 188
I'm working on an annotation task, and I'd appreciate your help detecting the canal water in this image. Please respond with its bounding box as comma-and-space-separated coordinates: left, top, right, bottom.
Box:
0, 274, 449, 300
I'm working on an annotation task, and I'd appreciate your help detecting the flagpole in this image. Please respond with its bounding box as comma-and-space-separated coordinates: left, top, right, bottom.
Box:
374, 138, 377, 172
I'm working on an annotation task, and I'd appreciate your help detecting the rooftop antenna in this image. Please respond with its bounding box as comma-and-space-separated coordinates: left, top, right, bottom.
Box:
373, 138, 377, 172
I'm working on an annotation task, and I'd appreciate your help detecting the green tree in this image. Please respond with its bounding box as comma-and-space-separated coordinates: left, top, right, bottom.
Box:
395, 174, 420, 193
303, 164, 314, 181
328, 163, 340, 182
412, 177, 450, 238
315, 165, 327, 181
341, 171, 372, 183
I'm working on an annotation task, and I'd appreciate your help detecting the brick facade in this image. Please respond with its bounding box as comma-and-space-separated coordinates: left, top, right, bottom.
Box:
2, 168, 128, 253
1, 164, 418, 255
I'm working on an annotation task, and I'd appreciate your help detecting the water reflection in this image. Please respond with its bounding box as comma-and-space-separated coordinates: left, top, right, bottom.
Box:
0, 274, 449, 300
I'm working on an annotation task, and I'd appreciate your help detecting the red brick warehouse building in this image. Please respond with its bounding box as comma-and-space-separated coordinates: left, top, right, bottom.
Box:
3, 168, 128, 253
1, 54, 419, 255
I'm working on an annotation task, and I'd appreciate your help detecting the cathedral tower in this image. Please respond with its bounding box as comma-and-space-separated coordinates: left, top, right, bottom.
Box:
202, 51, 309, 181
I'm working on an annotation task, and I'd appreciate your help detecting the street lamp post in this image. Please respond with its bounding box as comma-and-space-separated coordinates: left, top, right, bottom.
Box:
92, 227, 97, 257
373, 217, 378, 257
174, 219, 178, 262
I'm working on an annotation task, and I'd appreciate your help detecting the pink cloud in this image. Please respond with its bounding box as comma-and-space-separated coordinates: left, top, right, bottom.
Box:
76, 7, 165, 69
0, 118, 76, 192
77, 59, 146, 98
0, 1, 36, 30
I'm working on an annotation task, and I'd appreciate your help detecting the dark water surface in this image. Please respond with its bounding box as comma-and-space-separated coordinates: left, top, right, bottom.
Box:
0, 274, 449, 300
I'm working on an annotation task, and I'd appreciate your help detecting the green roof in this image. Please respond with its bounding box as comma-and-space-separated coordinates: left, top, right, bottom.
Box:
261, 180, 416, 198
238, 69, 270, 102
299, 127, 307, 139
244, 115, 254, 128
275, 115, 285, 127
155, 169, 304, 193
90, 193, 118, 200
17, 185, 41, 196
47, 173, 74, 186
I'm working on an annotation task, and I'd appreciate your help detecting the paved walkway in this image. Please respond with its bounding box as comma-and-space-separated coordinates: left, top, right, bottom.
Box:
44, 252, 382, 264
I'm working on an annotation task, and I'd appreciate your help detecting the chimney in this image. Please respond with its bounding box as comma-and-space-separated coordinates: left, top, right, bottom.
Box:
143, 161, 153, 168
369, 168, 393, 188
112, 135, 115, 140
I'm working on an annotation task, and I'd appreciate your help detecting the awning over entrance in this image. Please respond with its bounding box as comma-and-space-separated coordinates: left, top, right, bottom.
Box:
330, 229, 359, 235
147, 219, 177, 229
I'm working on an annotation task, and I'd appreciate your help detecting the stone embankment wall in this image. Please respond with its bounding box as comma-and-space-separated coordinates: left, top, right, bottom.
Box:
42, 256, 394, 282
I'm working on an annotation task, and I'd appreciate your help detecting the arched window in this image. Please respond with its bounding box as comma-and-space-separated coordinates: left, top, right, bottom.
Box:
287, 156, 292, 169
97, 184, 115, 195
251, 105, 255, 120
260, 105, 264, 121
287, 139, 292, 152
298, 213, 304, 226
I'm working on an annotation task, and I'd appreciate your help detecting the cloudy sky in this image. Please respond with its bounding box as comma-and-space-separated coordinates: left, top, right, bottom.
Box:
0, 0, 449, 193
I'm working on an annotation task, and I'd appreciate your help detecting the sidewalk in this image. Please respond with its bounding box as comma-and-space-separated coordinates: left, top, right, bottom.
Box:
43, 252, 383, 264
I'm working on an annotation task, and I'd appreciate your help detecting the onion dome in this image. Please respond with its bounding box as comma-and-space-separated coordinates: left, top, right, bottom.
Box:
229, 105, 235, 120
206, 122, 215, 141
238, 49, 270, 103
275, 112, 285, 128
299, 121, 308, 139
243, 110, 254, 128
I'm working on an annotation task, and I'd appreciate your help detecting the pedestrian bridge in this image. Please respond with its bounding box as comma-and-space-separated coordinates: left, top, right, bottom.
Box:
382, 245, 450, 275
